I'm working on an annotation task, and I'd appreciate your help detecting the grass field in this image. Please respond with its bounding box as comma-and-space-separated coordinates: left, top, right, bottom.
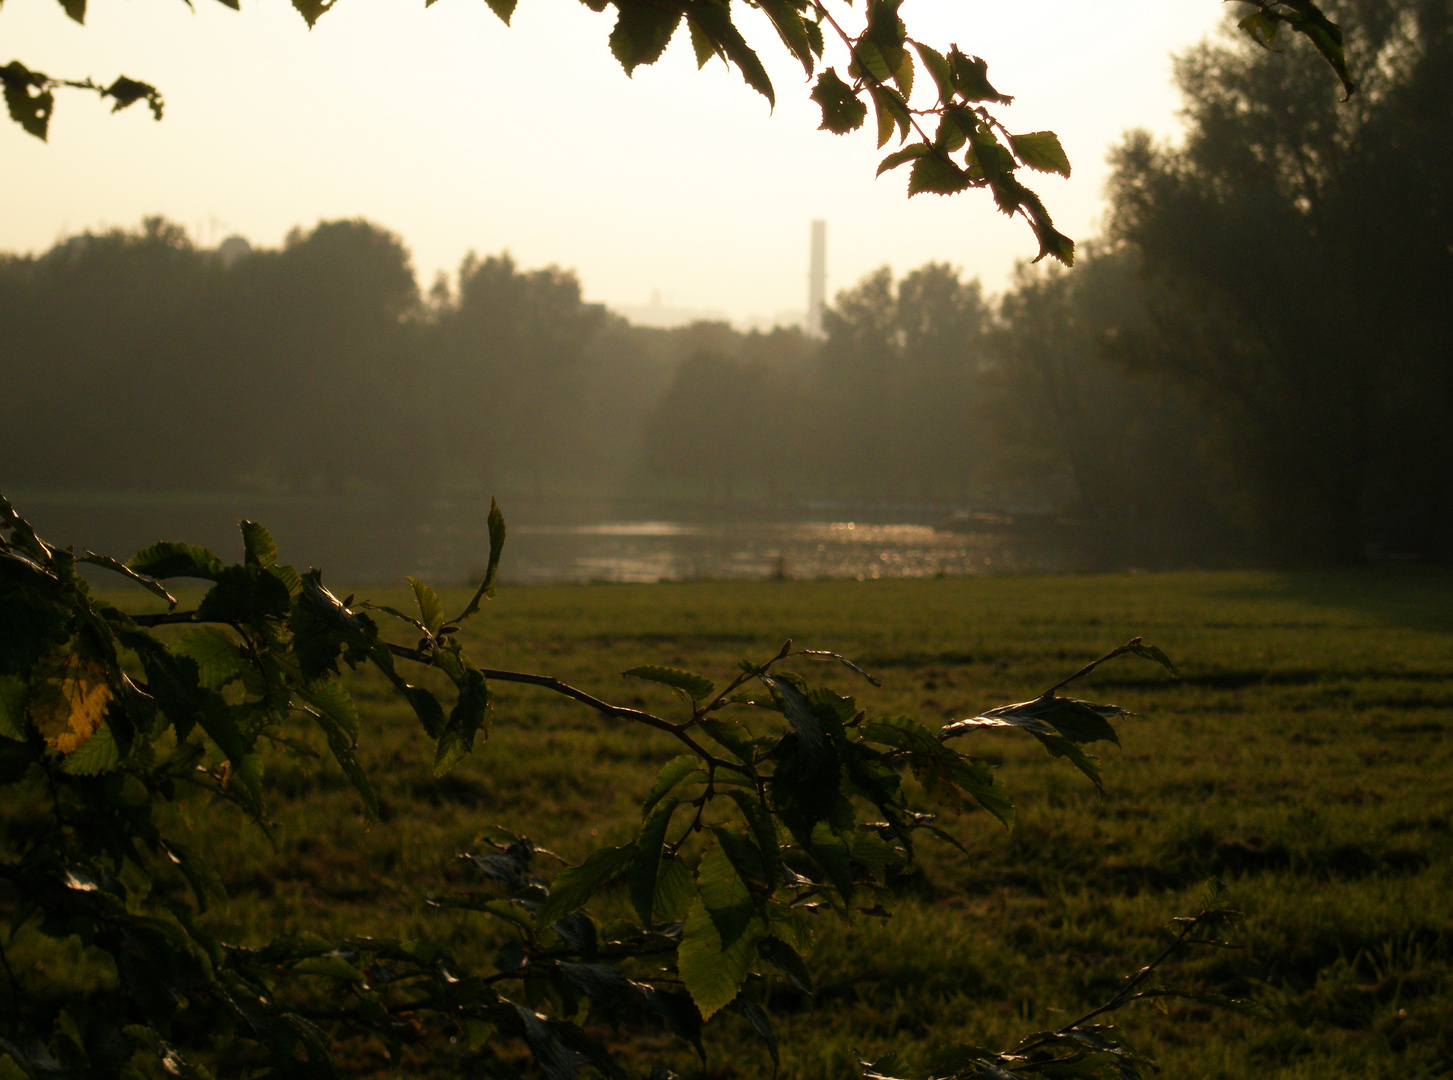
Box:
40, 568, 1453, 1078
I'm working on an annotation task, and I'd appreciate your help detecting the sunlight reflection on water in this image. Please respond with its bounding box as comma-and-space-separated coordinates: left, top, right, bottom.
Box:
479, 520, 1070, 584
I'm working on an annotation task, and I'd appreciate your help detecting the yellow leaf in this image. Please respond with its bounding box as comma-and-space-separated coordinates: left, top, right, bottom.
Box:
28, 652, 113, 753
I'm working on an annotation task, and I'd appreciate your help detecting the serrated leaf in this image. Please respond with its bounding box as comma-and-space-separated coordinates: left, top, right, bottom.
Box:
643, 754, 707, 815
877, 143, 929, 176
868, 84, 909, 148
758, 0, 812, 73
912, 41, 953, 102
687, 17, 721, 67
679, 843, 765, 1019
852, 39, 892, 83
610, 2, 682, 75
653, 856, 695, 923
295, 679, 359, 744
28, 651, 111, 753
240, 520, 277, 568
810, 68, 866, 134
623, 665, 714, 701
126, 541, 224, 581
173, 627, 248, 692
947, 48, 1011, 104
59, 717, 122, 774
1009, 131, 1071, 177
536, 844, 637, 928
482, 0, 516, 24
289, 0, 333, 27
408, 576, 445, 634
908, 152, 970, 195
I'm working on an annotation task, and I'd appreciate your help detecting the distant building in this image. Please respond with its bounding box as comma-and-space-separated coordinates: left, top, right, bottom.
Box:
216, 235, 253, 269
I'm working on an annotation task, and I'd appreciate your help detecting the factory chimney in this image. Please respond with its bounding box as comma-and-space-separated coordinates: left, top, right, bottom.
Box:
806, 219, 826, 337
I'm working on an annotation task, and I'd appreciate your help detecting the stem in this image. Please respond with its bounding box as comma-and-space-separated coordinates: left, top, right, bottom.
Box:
1042, 637, 1146, 697
1014, 910, 1210, 1058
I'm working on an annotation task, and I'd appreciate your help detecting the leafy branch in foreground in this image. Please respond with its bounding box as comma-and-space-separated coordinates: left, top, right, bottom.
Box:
7, 0, 1351, 265
1, 493, 1209, 1080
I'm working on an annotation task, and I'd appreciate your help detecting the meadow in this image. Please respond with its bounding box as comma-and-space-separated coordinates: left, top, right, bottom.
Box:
62, 568, 1453, 1078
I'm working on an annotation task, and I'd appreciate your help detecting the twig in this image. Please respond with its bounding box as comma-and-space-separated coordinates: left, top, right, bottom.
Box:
1014, 910, 1212, 1058
1043, 637, 1145, 697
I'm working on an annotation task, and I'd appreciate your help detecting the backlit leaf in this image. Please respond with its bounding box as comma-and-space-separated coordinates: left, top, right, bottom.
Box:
536, 843, 637, 928
810, 68, 866, 134
28, 651, 111, 753
623, 665, 714, 701
1009, 131, 1071, 177
408, 576, 445, 634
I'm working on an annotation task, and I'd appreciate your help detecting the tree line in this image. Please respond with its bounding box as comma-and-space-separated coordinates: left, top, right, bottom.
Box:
2, 1, 1449, 565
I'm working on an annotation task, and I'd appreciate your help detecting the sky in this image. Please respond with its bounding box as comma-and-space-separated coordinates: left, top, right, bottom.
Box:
1, 0, 1233, 324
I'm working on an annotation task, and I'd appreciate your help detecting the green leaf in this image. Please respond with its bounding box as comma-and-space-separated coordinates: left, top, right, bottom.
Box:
60, 717, 122, 774
623, 665, 714, 701
810, 68, 866, 134
947, 48, 1011, 103
653, 856, 695, 923
56, 0, 86, 24
173, 627, 248, 692
0, 675, 29, 740
679, 843, 766, 1019
643, 754, 707, 816
868, 84, 909, 148
759, 674, 823, 751
697, 718, 756, 763
908, 152, 970, 195
724, 789, 779, 888
852, 39, 893, 83
758, 0, 813, 73
877, 143, 929, 176
408, 576, 445, 634
756, 935, 811, 993
687, 17, 721, 68
295, 679, 359, 744
629, 798, 679, 926
453, 498, 507, 624
912, 41, 953, 102
1009, 131, 1071, 177
536, 843, 638, 928
126, 541, 224, 581
196, 564, 292, 626
688, 4, 774, 104
239, 520, 277, 569
610, 2, 682, 75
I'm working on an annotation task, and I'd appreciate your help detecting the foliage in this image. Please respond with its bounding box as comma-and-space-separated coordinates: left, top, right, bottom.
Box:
0, 493, 1230, 1079
3, 0, 1351, 266
1105, 0, 1453, 563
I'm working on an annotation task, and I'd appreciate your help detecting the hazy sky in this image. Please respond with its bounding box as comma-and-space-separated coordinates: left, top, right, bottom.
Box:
3, 0, 1230, 323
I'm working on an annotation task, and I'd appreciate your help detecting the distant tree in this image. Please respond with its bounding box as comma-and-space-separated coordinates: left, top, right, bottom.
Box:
1107, 0, 1453, 561
989, 249, 1240, 555
425, 253, 606, 494
816, 263, 991, 500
